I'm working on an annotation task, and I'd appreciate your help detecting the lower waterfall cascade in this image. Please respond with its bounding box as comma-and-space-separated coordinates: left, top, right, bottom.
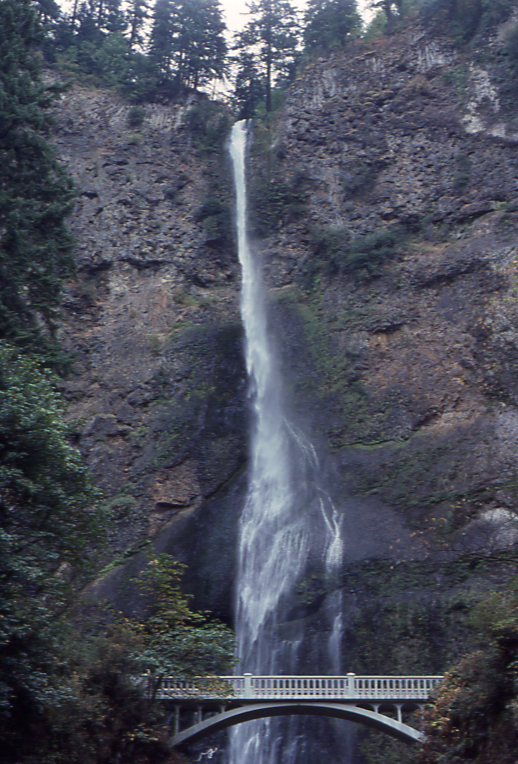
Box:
228, 120, 347, 764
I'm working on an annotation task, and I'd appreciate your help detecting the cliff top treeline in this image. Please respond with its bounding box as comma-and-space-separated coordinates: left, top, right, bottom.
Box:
33, 0, 518, 114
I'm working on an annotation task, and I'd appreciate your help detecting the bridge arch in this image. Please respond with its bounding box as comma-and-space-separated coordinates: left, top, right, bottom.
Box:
170, 702, 424, 748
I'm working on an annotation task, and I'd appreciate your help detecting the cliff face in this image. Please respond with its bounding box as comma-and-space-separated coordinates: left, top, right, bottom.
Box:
54, 16, 518, 717
247, 23, 518, 685
51, 87, 246, 614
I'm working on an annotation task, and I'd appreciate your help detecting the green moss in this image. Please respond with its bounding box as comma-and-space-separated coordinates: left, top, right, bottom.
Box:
247, 120, 308, 238
97, 538, 152, 577
342, 556, 494, 677
274, 291, 393, 449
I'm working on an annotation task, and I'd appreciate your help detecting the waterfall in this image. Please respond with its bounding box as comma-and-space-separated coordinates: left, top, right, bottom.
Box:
228, 120, 346, 764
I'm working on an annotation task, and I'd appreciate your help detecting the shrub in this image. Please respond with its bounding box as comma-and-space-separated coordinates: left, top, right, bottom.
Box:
185, 100, 231, 152
308, 224, 406, 283
127, 105, 145, 128
194, 196, 232, 243
249, 178, 306, 237
417, 0, 514, 43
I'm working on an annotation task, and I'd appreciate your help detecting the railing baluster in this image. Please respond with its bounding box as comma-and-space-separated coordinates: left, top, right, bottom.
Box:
153, 674, 443, 703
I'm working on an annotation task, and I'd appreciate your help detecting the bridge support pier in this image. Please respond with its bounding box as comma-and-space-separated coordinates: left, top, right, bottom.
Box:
173, 706, 180, 737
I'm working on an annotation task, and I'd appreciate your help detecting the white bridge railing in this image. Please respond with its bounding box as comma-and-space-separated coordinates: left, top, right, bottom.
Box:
154, 674, 443, 702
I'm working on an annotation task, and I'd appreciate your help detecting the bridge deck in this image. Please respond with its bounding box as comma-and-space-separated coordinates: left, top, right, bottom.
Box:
153, 674, 443, 704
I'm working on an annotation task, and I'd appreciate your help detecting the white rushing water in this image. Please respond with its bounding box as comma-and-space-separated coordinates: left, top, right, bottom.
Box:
228, 120, 345, 764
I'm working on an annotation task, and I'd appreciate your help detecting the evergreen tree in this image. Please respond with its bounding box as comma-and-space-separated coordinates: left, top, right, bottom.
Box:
128, 0, 151, 48
0, 0, 76, 366
367, 0, 403, 33
33, 0, 61, 24
148, 0, 227, 90
233, 0, 300, 113
304, 0, 361, 53
417, 0, 513, 42
233, 50, 265, 118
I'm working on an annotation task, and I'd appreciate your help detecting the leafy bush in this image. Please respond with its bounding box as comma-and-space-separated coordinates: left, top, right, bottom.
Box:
127, 105, 146, 128
453, 153, 471, 191
249, 178, 307, 237
185, 100, 231, 152
195, 196, 232, 243
417, 0, 514, 43
307, 224, 406, 283
421, 585, 518, 764
341, 161, 378, 197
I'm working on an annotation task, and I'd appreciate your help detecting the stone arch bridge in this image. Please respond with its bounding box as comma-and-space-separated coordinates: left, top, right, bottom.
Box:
148, 673, 443, 749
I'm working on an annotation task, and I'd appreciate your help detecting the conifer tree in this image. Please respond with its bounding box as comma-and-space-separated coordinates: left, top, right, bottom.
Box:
128, 0, 150, 48
233, 0, 300, 112
148, 0, 227, 89
0, 0, 76, 366
304, 0, 361, 53
233, 50, 265, 118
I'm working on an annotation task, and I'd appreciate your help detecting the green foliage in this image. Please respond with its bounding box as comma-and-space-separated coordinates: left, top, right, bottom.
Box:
195, 196, 232, 243
232, 0, 300, 113
307, 224, 406, 282
0, 0, 76, 366
127, 104, 146, 128
147, 0, 227, 91
124, 554, 235, 691
367, 0, 404, 34
249, 177, 307, 237
43, 0, 227, 98
0, 342, 102, 576
185, 99, 231, 151
304, 0, 362, 53
232, 50, 265, 119
453, 152, 471, 191
340, 161, 378, 197
421, 584, 518, 764
0, 341, 108, 763
417, 0, 514, 43
276, 293, 372, 449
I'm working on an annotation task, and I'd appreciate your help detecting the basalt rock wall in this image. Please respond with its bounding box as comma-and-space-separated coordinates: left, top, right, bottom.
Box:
54, 19, 518, 749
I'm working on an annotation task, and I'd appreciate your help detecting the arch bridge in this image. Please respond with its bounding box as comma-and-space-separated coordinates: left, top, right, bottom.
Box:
148, 673, 443, 748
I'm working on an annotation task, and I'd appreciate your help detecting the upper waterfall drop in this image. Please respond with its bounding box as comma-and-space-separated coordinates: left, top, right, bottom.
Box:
228, 119, 347, 764
229, 119, 309, 675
